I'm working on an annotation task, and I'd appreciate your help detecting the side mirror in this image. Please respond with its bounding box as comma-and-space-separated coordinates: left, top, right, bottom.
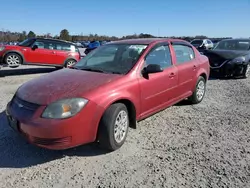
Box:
142, 64, 163, 74
31, 45, 38, 50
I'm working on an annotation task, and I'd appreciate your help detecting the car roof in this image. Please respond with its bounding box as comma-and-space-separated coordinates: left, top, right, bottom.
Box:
108, 38, 187, 45
219, 38, 250, 42
32, 37, 76, 45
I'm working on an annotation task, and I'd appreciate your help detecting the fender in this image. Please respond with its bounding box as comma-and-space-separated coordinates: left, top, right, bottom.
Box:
99, 92, 139, 117
192, 68, 208, 92
3, 50, 26, 63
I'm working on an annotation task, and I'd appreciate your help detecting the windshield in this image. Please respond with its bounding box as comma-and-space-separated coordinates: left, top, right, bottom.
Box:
191, 40, 203, 45
214, 40, 250, 51
18, 38, 35, 47
74, 44, 148, 74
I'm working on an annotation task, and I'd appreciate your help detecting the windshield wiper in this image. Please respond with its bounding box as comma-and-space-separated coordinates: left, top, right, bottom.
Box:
76, 67, 107, 73
72, 66, 123, 74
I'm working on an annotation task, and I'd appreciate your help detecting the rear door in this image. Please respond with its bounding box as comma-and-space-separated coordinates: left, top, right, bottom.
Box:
170, 42, 197, 97
54, 42, 79, 66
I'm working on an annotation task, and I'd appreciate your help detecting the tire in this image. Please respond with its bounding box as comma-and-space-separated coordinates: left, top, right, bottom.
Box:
189, 76, 206, 104
4, 53, 22, 68
242, 64, 250, 79
97, 103, 129, 151
64, 59, 77, 68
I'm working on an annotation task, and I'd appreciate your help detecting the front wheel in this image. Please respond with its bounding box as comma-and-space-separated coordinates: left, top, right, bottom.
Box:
189, 76, 206, 104
4, 53, 22, 68
242, 64, 250, 78
97, 103, 129, 151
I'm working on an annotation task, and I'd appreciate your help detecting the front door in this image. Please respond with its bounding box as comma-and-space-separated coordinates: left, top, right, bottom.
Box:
25, 40, 56, 65
139, 43, 178, 118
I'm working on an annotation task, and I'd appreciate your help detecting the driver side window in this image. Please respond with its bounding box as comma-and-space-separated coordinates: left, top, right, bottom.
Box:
33, 41, 45, 49
145, 45, 172, 69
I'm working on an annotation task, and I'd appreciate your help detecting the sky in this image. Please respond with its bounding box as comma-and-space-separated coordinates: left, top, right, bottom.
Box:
0, 0, 250, 38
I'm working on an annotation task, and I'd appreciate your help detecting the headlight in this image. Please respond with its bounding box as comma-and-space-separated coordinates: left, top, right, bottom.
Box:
231, 56, 246, 63
42, 98, 88, 119
0, 46, 5, 51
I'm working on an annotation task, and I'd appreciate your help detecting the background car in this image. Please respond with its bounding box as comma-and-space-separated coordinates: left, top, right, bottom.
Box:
211, 39, 222, 48
190, 39, 214, 51
203, 38, 250, 78
6, 38, 210, 151
0, 38, 81, 68
84, 40, 101, 54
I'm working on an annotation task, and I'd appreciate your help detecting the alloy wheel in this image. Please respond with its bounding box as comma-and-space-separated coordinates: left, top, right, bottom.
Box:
114, 110, 129, 144
66, 60, 76, 67
6, 55, 20, 67
196, 80, 205, 101
245, 64, 250, 78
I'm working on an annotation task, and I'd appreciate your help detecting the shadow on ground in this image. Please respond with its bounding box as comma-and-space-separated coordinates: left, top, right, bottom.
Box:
0, 67, 57, 77
0, 111, 107, 168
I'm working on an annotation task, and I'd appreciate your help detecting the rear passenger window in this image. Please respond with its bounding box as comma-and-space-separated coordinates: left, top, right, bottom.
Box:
55, 42, 78, 52
172, 44, 195, 64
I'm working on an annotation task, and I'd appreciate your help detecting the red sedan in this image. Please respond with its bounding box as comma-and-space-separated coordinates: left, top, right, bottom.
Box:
6, 38, 210, 151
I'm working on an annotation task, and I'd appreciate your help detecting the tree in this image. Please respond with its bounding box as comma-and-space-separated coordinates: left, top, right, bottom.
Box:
27, 31, 36, 38
18, 31, 27, 42
60, 29, 70, 41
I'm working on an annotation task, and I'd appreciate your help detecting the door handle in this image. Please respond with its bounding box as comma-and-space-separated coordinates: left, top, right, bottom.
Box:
193, 65, 197, 70
52, 51, 56, 54
169, 72, 175, 78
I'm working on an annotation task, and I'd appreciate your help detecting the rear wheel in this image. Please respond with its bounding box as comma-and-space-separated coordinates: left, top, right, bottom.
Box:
65, 59, 77, 68
4, 53, 22, 68
242, 64, 250, 78
189, 76, 206, 104
97, 103, 129, 151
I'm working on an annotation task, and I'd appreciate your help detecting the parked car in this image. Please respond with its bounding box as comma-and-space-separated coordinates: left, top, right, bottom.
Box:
6, 38, 210, 151
74, 42, 84, 48
0, 38, 81, 68
190, 39, 214, 50
203, 38, 250, 78
84, 40, 101, 54
81, 41, 90, 48
211, 39, 221, 48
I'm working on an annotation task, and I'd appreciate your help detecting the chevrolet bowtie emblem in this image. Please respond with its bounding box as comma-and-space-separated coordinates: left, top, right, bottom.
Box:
18, 103, 24, 108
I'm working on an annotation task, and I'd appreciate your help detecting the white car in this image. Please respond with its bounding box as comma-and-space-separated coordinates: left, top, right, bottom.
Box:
190, 39, 214, 50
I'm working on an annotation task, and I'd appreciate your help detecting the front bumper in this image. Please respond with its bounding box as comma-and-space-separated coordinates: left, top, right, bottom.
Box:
6, 98, 104, 150
209, 60, 247, 77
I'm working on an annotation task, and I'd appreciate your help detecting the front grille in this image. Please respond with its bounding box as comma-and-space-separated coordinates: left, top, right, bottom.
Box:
30, 136, 72, 146
12, 96, 40, 111
10, 95, 40, 118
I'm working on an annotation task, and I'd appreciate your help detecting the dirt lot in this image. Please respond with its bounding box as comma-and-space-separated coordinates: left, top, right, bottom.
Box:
0, 65, 249, 188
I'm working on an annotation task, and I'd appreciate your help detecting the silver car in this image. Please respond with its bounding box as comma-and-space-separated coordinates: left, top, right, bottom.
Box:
190, 39, 214, 50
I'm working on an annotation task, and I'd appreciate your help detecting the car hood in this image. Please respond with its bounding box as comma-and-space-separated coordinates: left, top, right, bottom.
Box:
204, 49, 249, 60
16, 69, 122, 105
4, 45, 22, 50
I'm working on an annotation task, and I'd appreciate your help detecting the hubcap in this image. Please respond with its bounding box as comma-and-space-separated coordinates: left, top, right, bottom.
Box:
6, 55, 20, 66
245, 64, 250, 77
114, 110, 128, 143
67, 60, 76, 67
196, 80, 205, 101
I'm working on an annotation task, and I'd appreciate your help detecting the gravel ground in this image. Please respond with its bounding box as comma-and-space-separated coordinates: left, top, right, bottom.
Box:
0, 65, 249, 188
